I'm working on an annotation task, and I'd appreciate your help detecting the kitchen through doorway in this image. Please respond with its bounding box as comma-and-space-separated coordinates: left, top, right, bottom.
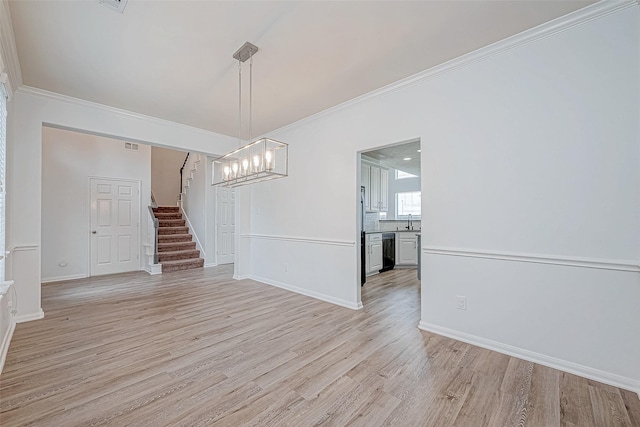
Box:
359, 139, 421, 301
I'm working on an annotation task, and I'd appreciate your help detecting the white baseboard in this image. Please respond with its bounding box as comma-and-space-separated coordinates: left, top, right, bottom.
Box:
249, 275, 363, 311
233, 274, 249, 280
144, 264, 162, 275
204, 263, 218, 268
41, 273, 87, 283
0, 315, 16, 374
15, 309, 45, 323
419, 321, 640, 394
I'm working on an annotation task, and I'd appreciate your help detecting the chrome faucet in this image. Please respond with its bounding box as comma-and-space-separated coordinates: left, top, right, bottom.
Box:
406, 213, 413, 230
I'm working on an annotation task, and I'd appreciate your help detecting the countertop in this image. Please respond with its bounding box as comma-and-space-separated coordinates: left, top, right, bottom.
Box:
364, 230, 421, 234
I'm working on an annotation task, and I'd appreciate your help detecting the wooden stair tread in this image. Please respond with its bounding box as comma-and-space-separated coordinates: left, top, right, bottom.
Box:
158, 235, 193, 244
158, 242, 195, 247
154, 212, 182, 218
157, 241, 196, 251
158, 219, 186, 226
158, 233, 191, 238
158, 227, 189, 235
158, 249, 201, 262
161, 258, 204, 272
161, 258, 203, 265
153, 206, 180, 213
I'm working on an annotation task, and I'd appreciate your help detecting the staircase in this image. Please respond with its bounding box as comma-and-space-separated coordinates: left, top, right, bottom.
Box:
153, 206, 204, 272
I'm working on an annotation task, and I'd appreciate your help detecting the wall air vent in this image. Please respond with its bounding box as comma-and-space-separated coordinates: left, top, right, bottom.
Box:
99, 0, 128, 14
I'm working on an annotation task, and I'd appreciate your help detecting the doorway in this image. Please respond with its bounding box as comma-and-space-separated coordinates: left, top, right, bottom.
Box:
359, 139, 422, 303
89, 177, 140, 276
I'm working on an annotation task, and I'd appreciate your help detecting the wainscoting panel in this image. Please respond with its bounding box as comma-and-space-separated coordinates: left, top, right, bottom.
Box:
243, 234, 360, 309
420, 251, 640, 393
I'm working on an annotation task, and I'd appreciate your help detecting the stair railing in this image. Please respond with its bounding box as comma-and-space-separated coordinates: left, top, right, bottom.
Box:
148, 205, 159, 264
179, 152, 190, 203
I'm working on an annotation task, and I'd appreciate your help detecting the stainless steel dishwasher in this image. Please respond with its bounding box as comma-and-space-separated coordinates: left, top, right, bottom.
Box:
380, 233, 396, 272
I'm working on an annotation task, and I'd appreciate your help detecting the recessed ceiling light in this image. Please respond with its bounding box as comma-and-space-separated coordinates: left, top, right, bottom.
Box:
403, 157, 411, 161
417, 149, 421, 152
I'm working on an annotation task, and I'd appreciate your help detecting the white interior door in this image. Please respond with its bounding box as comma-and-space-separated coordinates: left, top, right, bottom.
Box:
216, 187, 235, 265
90, 178, 140, 276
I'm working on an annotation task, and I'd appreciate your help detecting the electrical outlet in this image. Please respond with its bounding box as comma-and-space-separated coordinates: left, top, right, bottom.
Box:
456, 296, 467, 310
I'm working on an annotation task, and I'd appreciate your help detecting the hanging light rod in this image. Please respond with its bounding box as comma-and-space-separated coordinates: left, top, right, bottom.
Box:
212, 42, 289, 188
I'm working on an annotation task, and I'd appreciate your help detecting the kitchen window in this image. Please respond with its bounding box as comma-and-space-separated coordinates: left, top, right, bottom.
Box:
396, 170, 417, 180
396, 191, 421, 219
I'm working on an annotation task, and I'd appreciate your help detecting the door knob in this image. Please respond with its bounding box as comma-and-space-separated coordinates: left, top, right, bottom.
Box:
91, 230, 97, 234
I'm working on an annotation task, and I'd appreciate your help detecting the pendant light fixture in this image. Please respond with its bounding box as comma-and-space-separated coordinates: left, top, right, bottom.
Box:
212, 42, 288, 187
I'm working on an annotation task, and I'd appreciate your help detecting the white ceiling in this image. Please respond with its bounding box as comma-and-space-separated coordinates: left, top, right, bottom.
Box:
364, 140, 421, 177
8, 0, 594, 139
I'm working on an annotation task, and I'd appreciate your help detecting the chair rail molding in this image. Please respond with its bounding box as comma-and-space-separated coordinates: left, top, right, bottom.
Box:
240, 234, 355, 247
422, 246, 640, 273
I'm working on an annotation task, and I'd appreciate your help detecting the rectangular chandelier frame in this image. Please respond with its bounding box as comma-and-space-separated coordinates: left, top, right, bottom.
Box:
212, 137, 288, 188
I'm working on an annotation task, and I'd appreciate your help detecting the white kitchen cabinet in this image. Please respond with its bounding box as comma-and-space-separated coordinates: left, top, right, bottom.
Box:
396, 232, 419, 266
370, 166, 380, 212
362, 161, 388, 213
380, 168, 389, 212
365, 233, 383, 275
361, 163, 371, 211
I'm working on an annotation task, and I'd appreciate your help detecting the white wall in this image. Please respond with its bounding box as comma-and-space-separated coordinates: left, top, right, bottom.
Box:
242, 4, 640, 391
151, 146, 186, 206
7, 87, 237, 320
181, 153, 207, 257
41, 126, 151, 282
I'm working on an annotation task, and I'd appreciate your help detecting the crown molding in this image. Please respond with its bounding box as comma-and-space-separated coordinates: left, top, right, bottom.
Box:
0, 0, 22, 99
16, 85, 238, 144
270, 0, 637, 137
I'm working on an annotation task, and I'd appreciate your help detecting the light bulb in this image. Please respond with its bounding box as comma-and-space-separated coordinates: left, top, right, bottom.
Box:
265, 149, 274, 171
242, 158, 249, 175
253, 154, 261, 171
223, 165, 230, 180
231, 162, 239, 178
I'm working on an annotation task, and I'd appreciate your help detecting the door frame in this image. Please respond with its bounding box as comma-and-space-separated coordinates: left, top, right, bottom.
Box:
357, 137, 422, 307
87, 176, 142, 276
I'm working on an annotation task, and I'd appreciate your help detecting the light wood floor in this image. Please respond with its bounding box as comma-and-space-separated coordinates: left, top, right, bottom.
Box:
1, 266, 639, 426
